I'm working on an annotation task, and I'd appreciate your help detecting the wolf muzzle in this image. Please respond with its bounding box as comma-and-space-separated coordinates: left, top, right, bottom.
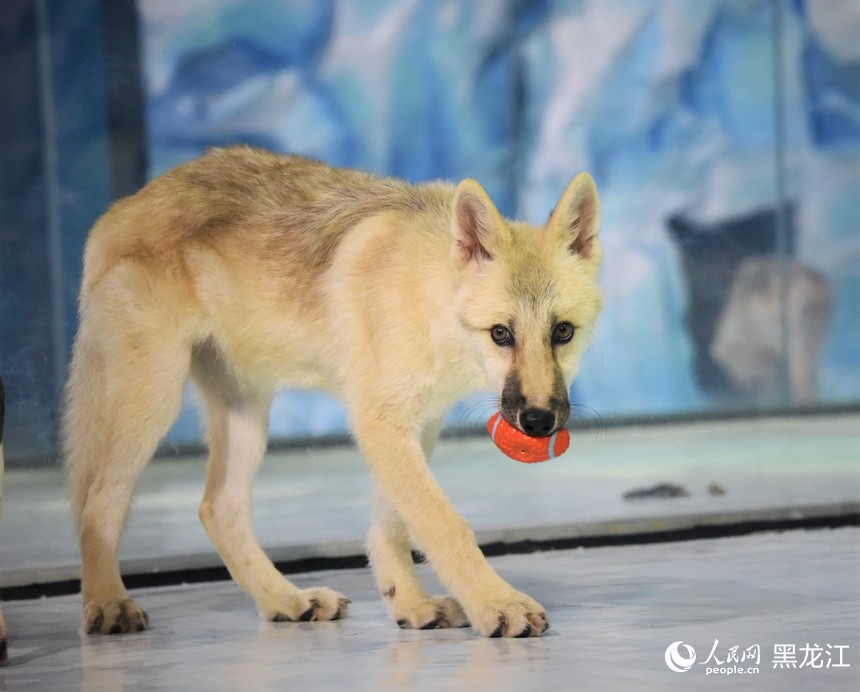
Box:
501, 371, 570, 437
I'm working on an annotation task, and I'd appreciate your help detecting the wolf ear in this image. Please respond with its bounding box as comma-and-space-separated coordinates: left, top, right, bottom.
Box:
451, 179, 506, 266
548, 172, 601, 269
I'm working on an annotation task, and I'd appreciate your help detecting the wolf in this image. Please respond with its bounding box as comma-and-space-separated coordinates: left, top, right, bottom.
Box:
64, 146, 602, 638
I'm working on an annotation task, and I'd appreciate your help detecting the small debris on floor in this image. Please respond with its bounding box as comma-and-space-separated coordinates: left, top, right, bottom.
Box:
622, 482, 689, 500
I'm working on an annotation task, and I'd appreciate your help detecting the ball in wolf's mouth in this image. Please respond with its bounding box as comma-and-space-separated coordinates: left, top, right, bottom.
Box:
487, 412, 570, 463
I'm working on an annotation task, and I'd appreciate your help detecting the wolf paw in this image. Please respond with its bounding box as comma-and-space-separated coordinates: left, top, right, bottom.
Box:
393, 596, 470, 630
84, 598, 150, 634
265, 587, 351, 623
468, 593, 549, 638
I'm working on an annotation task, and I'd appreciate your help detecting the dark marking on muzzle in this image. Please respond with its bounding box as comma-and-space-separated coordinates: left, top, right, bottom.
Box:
500, 370, 570, 437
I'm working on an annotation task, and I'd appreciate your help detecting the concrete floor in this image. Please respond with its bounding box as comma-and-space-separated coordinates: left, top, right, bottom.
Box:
0, 530, 858, 691
0, 414, 858, 689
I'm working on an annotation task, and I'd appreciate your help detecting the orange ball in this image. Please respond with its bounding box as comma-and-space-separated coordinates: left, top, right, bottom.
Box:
487, 412, 570, 463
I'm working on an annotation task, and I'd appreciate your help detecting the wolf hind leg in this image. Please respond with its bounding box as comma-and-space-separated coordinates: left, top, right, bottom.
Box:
367, 419, 468, 629
193, 349, 349, 623
65, 296, 193, 634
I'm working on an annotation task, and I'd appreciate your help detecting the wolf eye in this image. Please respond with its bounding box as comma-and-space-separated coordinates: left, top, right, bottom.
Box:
552, 321, 575, 344
490, 325, 514, 346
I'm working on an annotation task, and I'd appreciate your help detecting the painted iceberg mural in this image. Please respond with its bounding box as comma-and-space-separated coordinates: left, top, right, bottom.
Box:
137, 0, 859, 440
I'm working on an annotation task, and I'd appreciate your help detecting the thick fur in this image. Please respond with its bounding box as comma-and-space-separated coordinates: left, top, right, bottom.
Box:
63, 146, 602, 638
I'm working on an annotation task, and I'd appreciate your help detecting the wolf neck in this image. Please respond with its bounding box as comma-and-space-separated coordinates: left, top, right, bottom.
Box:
324, 198, 483, 413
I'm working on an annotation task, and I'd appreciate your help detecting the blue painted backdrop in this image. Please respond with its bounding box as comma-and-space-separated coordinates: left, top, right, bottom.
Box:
136, 0, 859, 441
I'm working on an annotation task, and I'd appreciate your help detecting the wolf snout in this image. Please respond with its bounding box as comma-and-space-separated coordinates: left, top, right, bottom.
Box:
519, 408, 557, 437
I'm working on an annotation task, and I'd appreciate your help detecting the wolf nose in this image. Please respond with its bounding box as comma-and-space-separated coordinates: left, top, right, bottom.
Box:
520, 408, 555, 437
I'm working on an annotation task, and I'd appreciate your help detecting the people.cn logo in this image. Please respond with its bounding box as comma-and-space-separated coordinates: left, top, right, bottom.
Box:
665, 641, 697, 672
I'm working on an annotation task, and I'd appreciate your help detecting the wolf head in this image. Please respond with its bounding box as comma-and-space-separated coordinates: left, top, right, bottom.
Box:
451, 174, 602, 437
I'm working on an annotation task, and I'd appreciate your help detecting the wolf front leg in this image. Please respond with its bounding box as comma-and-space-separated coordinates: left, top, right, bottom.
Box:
367, 490, 469, 630
355, 416, 549, 638
367, 418, 468, 630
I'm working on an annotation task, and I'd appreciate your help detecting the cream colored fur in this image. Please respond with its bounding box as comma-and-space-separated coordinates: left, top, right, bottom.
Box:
63, 146, 602, 638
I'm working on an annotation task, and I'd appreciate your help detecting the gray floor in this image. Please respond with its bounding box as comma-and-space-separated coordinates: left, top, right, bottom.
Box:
0, 530, 858, 691
0, 414, 858, 689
